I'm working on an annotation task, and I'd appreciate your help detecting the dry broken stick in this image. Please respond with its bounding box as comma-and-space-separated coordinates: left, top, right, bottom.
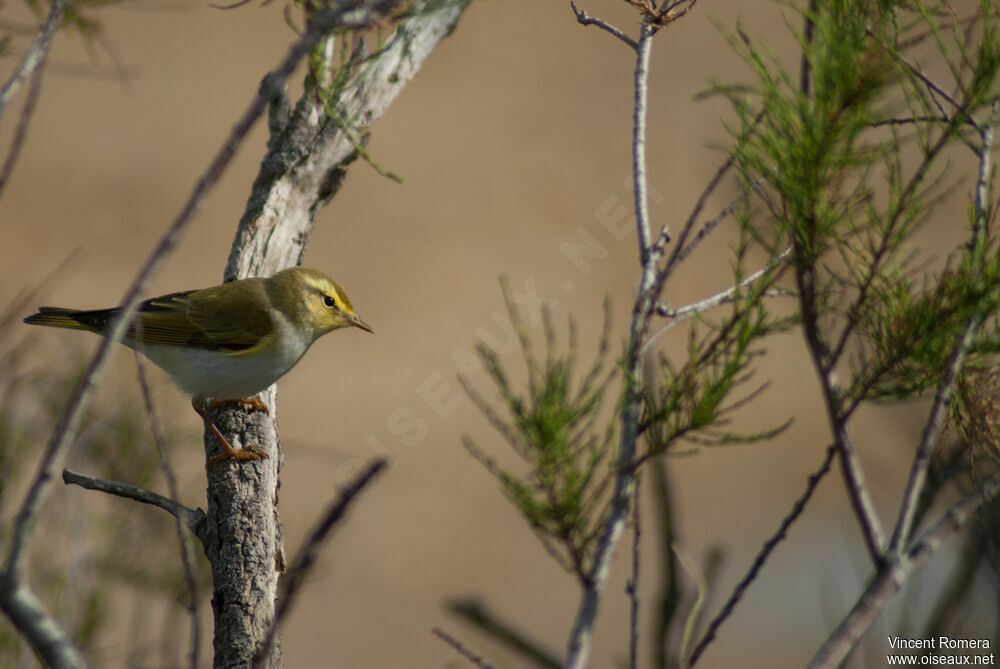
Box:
62, 469, 207, 544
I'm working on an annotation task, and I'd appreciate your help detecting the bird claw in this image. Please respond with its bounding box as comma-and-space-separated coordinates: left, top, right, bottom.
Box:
193, 399, 271, 467
209, 397, 270, 415
207, 443, 270, 466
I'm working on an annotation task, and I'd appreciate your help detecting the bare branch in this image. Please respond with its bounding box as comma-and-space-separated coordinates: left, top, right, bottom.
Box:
444, 598, 562, 668
0, 0, 65, 120
829, 101, 970, 366
0, 61, 45, 200
0, 574, 86, 669
432, 628, 496, 669
888, 102, 996, 556
799, 0, 818, 97
632, 28, 655, 264
889, 324, 978, 555
653, 108, 765, 285
62, 469, 207, 545
898, 55, 976, 132
688, 443, 837, 666
836, 392, 886, 560
565, 22, 658, 669
627, 480, 641, 669
793, 221, 886, 560
252, 457, 388, 667
569, 2, 638, 51
872, 115, 955, 127
136, 357, 201, 669
807, 469, 1000, 669
647, 246, 791, 350
658, 0, 698, 26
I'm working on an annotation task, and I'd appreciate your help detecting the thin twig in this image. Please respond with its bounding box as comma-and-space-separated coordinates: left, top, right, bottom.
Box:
565, 23, 658, 669
676, 176, 767, 272
888, 103, 995, 555
899, 56, 977, 132
0, 0, 65, 120
632, 27, 655, 264
646, 246, 791, 351
653, 103, 764, 277
136, 356, 201, 669
829, 89, 970, 366
827, 377, 886, 561
971, 102, 996, 253
872, 115, 954, 127
432, 628, 496, 669
570, 2, 639, 51
826, 99, 994, 565
0, 59, 46, 200
655, 158, 730, 265
792, 199, 886, 561
659, 0, 698, 25
809, 104, 972, 562
627, 477, 641, 669
252, 457, 388, 667
446, 598, 562, 668
655, 288, 786, 320
651, 169, 766, 312
889, 323, 978, 555
688, 443, 838, 666
62, 469, 207, 543
800, 0, 818, 97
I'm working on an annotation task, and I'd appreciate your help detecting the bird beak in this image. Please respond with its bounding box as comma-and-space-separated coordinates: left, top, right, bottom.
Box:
347, 314, 374, 334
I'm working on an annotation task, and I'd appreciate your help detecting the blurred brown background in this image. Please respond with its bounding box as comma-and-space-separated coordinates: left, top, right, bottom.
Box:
0, 1, 985, 667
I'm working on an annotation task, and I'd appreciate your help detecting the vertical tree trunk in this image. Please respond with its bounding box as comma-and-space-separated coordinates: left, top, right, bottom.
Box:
201, 2, 471, 665
203, 389, 284, 668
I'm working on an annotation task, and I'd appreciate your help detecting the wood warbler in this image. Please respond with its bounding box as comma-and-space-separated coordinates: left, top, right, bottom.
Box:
24, 266, 372, 465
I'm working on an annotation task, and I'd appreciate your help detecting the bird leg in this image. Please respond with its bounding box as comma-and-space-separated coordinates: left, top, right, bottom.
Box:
192, 399, 271, 466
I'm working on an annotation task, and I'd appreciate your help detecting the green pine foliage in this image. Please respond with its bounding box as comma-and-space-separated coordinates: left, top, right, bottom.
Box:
717, 0, 1000, 411
461, 280, 616, 581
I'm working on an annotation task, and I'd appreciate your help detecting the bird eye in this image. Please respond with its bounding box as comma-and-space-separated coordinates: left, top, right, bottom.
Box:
323, 295, 336, 308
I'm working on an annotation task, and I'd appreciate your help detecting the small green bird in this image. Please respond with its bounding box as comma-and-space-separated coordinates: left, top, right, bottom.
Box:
24, 266, 372, 465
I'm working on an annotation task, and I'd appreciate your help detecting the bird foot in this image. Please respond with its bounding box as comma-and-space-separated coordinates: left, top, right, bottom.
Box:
209, 397, 270, 415
192, 399, 271, 467
206, 441, 269, 466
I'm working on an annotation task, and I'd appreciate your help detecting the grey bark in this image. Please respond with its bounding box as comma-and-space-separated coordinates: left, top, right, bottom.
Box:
202, 392, 285, 668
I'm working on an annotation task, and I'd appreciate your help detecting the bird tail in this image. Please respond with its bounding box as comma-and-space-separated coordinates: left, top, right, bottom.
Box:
23, 306, 114, 333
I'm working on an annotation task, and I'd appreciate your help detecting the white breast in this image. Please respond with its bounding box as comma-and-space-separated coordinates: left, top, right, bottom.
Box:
134, 316, 313, 400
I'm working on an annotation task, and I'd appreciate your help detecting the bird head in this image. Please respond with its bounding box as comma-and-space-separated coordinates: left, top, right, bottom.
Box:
267, 267, 373, 340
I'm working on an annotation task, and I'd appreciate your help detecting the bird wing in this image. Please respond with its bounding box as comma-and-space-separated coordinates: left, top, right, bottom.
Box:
133, 281, 274, 353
